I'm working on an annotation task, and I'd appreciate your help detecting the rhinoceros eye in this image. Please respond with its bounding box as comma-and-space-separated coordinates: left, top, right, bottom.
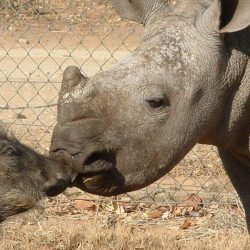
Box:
146, 96, 170, 110
147, 98, 164, 109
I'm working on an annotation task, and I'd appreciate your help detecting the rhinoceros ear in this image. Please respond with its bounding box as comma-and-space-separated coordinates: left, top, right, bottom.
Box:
219, 0, 250, 33
199, 0, 250, 33
110, 0, 166, 24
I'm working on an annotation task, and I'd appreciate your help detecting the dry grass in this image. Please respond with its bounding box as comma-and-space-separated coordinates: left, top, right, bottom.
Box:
0, 193, 249, 250
1, 219, 249, 250
1, 215, 249, 250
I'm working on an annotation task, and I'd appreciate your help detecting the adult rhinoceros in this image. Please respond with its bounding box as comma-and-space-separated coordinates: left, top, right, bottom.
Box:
50, 0, 250, 229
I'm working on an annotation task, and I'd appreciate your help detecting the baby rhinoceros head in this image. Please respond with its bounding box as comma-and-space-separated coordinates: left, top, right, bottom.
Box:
0, 131, 74, 222
50, 0, 250, 196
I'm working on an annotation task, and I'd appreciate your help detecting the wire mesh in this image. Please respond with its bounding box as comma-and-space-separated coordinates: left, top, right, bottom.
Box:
0, 0, 239, 205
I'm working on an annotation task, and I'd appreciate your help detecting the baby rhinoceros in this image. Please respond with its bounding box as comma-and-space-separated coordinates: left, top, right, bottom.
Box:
0, 131, 74, 222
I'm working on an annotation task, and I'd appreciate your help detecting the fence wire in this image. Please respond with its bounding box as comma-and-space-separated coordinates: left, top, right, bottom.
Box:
0, 0, 239, 205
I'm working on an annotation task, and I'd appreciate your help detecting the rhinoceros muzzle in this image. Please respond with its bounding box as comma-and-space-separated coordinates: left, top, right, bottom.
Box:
50, 144, 126, 196
50, 145, 116, 178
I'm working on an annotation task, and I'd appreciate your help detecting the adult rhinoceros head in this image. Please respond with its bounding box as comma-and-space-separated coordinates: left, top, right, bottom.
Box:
50, 0, 250, 196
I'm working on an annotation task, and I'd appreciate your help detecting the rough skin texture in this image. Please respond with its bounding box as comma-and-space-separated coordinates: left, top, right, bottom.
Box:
50, 0, 250, 230
0, 131, 74, 222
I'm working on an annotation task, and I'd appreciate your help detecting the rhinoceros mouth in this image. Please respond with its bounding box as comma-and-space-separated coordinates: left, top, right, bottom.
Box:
50, 147, 124, 195
79, 150, 116, 177
71, 150, 126, 196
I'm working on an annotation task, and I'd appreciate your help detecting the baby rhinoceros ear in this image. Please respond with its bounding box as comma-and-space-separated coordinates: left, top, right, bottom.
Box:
61, 66, 88, 94
200, 0, 250, 33
219, 0, 250, 33
110, 0, 166, 25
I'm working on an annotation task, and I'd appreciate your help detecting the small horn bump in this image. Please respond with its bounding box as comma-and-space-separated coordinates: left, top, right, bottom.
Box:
63, 66, 83, 88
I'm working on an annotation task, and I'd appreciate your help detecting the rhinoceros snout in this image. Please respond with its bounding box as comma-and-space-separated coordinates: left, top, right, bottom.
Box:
50, 145, 115, 174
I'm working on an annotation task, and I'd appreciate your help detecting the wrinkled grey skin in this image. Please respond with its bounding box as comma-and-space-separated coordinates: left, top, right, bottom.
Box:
50, 0, 250, 229
0, 131, 74, 222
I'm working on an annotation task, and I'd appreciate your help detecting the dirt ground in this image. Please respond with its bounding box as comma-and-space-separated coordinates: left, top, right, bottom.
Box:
0, 1, 248, 249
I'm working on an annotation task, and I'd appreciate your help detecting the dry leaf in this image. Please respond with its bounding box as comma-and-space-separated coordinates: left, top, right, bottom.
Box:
180, 219, 193, 230
158, 206, 170, 213
148, 210, 163, 219
162, 211, 171, 219
183, 193, 203, 211
187, 206, 194, 213
173, 206, 182, 216
73, 200, 96, 212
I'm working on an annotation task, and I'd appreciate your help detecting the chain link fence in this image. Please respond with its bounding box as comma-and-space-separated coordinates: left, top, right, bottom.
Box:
0, 0, 239, 206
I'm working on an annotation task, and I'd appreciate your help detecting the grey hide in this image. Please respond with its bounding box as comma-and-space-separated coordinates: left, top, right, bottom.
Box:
50, 0, 250, 231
